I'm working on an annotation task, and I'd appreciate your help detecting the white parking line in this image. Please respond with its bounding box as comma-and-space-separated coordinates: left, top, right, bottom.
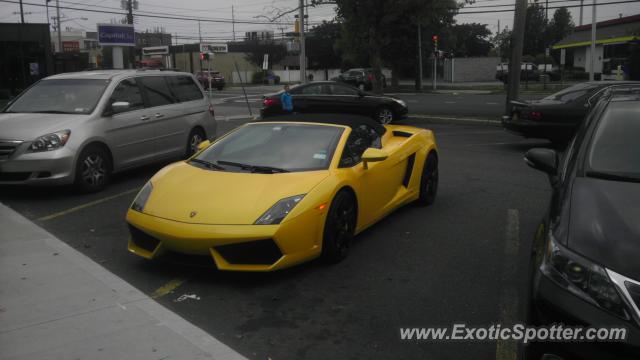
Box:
486, 102, 500, 105
495, 209, 520, 360
444, 101, 456, 104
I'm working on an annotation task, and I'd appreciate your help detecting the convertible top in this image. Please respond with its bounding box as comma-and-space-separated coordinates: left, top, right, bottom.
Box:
254, 113, 387, 136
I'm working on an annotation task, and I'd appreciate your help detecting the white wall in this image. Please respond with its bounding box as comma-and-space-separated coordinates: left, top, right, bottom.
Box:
574, 45, 603, 73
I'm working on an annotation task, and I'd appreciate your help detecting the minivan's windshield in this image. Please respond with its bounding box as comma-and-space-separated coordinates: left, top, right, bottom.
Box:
192, 123, 344, 173
587, 101, 640, 181
542, 83, 598, 103
5, 79, 109, 114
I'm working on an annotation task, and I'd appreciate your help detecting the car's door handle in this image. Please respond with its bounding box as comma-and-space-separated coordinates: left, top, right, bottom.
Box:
140, 115, 150, 121
154, 113, 164, 118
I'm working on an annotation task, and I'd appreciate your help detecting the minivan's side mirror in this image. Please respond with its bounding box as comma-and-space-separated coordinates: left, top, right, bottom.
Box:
525, 148, 558, 176
110, 101, 130, 114
197, 140, 211, 152
362, 148, 388, 169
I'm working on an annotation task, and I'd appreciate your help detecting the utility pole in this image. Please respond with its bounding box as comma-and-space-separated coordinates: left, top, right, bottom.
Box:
545, 0, 549, 22
505, 0, 527, 115
55, 0, 62, 53
232, 5, 236, 41
19, 0, 25, 23
417, 24, 423, 90
589, 0, 596, 81
299, 0, 306, 83
198, 20, 203, 72
46, 0, 50, 30
126, 0, 134, 68
579, 0, 584, 26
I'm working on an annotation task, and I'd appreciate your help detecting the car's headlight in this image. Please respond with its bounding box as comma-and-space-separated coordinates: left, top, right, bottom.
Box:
255, 194, 305, 225
541, 234, 629, 319
395, 99, 407, 107
30, 130, 71, 152
131, 182, 153, 213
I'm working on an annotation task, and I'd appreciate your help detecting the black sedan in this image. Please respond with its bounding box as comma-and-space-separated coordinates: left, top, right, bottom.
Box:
260, 81, 407, 124
524, 87, 640, 359
502, 81, 640, 144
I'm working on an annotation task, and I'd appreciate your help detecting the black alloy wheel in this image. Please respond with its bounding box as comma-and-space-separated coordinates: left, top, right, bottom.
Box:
322, 190, 357, 263
417, 152, 438, 206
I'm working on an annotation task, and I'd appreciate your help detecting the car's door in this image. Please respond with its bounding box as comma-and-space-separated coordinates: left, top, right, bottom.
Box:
288, 86, 309, 113
138, 75, 182, 160
103, 77, 157, 169
339, 124, 405, 226
328, 84, 363, 115
300, 83, 334, 113
162, 75, 208, 157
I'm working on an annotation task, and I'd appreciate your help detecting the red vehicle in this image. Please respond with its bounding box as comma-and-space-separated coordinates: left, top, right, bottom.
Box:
196, 71, 226, 91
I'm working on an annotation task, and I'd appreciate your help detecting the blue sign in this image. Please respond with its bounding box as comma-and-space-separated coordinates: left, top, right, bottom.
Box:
97, 24, 135, 47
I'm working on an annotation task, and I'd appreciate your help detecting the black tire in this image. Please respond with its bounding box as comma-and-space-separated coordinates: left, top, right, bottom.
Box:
185, 128, 206, 158
416, 152, 438, 206
74, 145, 111, 193
321, 190, 357, 263
375, 106, 394, 125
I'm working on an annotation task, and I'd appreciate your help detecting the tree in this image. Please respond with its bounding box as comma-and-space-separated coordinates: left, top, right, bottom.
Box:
314, 0, 460, 93
547, 7, 574, 45
492, 28, 512, 61
443, 23, 493, 57
231, 41, 287, 70
523, 2, 548, 56
306, 21, 343, 79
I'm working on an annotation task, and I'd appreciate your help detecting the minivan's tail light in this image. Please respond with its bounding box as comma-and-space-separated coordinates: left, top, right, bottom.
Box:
367, 73, 374, 81
528, 111, 542, 120
263, 98, 276, 107
208, 103, 215, 118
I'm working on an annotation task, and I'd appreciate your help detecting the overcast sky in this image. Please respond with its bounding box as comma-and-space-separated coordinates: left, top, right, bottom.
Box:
1, 0, 638, 43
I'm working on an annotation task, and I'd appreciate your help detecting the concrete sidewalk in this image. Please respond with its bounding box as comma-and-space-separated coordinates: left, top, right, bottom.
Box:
0, 203, 246, 360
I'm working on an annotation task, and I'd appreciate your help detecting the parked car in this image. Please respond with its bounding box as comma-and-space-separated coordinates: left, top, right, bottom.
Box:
126, 114, 438, 271
196, 70, 226, 90
525, 86, 640, 359
0, 70, 216, 192
334, 68, 387, 91
260, 81, 407, 124
263, 71, 281, 85
502, 81, 640, 144
496, 62, 540, 83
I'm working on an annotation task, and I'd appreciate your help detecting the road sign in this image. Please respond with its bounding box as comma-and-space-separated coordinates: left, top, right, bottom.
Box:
262, 54, 269, 70
142, 46, 169, 56
97, 24, 135, 46
200, 43, 228, 53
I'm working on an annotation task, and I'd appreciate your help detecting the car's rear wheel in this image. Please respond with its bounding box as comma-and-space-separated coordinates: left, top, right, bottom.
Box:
375, 106, 394, 124
74, 145, 111, 193
417, 152, 438, 206
186, 128, 206, 158
322, 190, 357, 263
358, 83, 366, 91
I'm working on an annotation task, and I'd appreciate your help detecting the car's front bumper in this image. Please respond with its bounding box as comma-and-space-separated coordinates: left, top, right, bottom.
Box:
0, 145, 76, 185
126, 207, 326, 271
533, 268, 640, 358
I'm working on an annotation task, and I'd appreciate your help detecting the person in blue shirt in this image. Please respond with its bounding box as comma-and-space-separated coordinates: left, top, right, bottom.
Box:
280, 85, 293, 113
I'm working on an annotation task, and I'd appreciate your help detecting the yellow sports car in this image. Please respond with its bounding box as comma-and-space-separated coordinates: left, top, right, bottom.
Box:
126, 114, 438, 271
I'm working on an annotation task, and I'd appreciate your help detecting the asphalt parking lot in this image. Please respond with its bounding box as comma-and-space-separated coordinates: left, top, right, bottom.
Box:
0, 118, 553, 360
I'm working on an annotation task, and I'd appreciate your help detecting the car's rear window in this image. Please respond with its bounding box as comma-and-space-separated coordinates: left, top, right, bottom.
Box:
543, 83, 599, 103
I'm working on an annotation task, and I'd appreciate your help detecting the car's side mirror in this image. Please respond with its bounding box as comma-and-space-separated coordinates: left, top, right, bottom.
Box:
110, 101, 130, 114
197, 140, 211, 151
525, 148, 558, 177
362, 148, 388, 169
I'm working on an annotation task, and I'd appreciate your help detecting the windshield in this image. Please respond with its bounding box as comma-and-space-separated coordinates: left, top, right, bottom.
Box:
542, 83, 598, 103
193, 123, 344, 172
587, 101, 640, 180
5, 79, 109, 114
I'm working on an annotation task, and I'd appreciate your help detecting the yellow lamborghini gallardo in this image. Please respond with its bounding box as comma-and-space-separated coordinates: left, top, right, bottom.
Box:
126, 114, 438, 271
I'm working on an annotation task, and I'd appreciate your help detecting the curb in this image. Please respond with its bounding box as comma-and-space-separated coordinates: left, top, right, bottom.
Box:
407, 114, 501, 127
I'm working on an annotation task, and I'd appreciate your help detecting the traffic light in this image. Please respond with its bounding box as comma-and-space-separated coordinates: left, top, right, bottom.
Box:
199, 52, 210, 61
432, 35, 439, 49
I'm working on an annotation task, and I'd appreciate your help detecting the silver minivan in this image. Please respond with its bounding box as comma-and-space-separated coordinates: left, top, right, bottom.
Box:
0, 70, 216, 192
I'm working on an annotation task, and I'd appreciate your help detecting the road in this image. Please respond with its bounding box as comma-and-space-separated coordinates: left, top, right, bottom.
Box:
207, 85, 544, 120
0, 104, 554, 359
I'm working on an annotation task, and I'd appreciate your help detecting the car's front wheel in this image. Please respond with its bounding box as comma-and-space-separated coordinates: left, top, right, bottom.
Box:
417, 152, 438, 206
375, 106, 395, 125
322, 190, 357, 263
74, 145, 111, 193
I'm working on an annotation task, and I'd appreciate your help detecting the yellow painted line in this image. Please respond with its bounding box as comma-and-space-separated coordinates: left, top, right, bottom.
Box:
151, 279, 185, 299
37, 188, 140, 221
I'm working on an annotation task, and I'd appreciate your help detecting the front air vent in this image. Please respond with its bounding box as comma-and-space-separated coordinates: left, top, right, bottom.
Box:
128, 225, 161, 253
215, 239, 282, 265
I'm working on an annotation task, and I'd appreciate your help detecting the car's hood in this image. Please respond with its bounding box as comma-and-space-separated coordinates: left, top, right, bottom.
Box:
143, 162, 330, 225
0, 112, 89, 141
568, 177, 640, 280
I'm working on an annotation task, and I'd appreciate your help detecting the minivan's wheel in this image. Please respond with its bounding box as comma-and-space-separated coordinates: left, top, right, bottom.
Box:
75, 145, 111, 193
322, 190, 357, 263
358, 83, 366, 91
416, 152, 438, 206
186, 128, 206, 157
375, 106, 394, 124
